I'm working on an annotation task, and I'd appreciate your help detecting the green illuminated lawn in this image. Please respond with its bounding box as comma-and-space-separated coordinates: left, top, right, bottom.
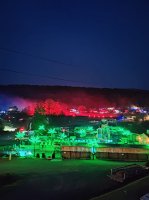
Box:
0, 159, 144, 200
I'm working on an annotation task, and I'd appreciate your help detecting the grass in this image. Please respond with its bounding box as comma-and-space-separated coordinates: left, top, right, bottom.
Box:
0, 158, 144, 200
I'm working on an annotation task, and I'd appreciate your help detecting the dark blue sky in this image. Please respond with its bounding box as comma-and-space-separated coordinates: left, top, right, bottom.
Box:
0, 0, 149, 89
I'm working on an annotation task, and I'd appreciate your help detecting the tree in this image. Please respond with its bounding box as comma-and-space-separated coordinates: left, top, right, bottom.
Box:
58, 132, 67, 145
48, 128, 57, 145
29, 136, 41, 157
23, 105, 35, 116
86, 126, 94, 133
44, 99, 63, 115
78, 129, 86, 137
38, 125, 45, 131
59, 132, 67, 140
0, 119, 4, 131
15, 131, 25, 145
78, 105, 87, 113
87, 139, 98, 148
32, 103, 48, 130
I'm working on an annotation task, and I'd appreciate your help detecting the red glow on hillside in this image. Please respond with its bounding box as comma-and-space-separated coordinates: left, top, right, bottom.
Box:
21, 98, 118, 118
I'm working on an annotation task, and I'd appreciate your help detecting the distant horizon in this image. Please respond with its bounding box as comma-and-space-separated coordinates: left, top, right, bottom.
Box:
0, 84, 149, 92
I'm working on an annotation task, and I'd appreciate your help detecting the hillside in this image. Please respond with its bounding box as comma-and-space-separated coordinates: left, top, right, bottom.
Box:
0, 85, 149, 108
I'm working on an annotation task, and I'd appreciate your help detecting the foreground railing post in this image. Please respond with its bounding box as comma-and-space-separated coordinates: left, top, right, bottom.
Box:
111, 169, 113, 175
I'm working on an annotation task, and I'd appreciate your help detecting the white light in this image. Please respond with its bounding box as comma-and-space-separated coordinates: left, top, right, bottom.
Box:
4, 126, 17, 132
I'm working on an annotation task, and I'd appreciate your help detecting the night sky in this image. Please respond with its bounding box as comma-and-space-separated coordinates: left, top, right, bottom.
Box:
0, 0, 149, 89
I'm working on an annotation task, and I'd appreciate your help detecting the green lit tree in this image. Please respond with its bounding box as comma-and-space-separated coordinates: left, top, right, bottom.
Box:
87, 138, 98, 147
15, 131, 25, 145
38, 125, 45, 131
122, 130, 131, 136
60, 132, 67, 139
87, 138, 98, 160
59, 132, 67, 145
78, 129, 86, 137
48, 128, 56, 135
86, 126, 94, 133
110, 126, 133, 144
48, 128, 56, 144
74, 127, 94, 137
29, 136, 41, 157
37, 124, 46, 136
69, 136, 76, 145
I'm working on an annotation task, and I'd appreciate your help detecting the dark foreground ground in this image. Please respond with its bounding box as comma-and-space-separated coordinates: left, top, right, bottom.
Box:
0, 158, 145, 200
92, 175, 149, 200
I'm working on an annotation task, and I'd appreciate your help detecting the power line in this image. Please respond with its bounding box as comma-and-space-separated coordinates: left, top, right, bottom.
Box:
0, 47, 101, 86
0, 47, 74, 67
0, 67, 98, 86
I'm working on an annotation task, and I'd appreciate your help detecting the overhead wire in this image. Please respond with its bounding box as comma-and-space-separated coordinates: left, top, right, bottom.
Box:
0, 67, 97, 86
0, 47, 74, 67
0, 47, 100, 86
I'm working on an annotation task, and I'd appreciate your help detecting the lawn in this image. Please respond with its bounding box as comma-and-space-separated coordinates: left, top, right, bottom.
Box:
0, 158, 144, 200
